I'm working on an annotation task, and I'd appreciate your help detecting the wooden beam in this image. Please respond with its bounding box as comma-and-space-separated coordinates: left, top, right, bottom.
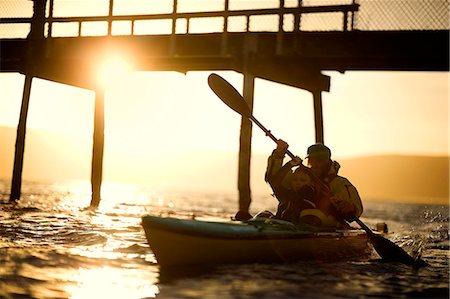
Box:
248, 58, 330, 93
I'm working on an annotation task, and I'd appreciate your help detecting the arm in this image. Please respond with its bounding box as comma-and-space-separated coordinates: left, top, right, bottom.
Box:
270, 158, 302, 188
330, 177, 363, 220
264, 139, 289, 183
265, 150, 285, 184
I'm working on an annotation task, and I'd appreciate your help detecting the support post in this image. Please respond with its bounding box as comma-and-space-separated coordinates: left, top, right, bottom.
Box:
312, 89, 324, 144
90, 89, 105, 208
237, 72, 255, 214
10, 0, 48, 202
10, 75, 33, 202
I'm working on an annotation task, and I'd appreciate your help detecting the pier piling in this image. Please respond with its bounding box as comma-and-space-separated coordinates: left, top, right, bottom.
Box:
10, 76, 33, 202
237, 72, 255, 214
90, 89, 105, 208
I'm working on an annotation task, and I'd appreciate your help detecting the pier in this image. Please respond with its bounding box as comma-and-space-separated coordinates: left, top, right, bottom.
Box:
1, 0, 448, 208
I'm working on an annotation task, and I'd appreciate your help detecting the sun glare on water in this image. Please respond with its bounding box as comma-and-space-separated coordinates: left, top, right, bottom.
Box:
66, 267, 159, 299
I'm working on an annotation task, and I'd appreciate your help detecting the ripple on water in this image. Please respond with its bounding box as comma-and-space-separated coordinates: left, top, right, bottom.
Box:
0, 184, 448, 299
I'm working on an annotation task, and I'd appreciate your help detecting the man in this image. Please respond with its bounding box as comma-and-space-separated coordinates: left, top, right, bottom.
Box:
265, 140, 363, 226
306, 143, 363, 221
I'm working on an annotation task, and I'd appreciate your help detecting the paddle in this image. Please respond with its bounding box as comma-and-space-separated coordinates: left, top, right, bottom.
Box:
353, 218, 426, 266
207, 72, 426, 267
208, 73, 333, 193
207, 73, 295, 159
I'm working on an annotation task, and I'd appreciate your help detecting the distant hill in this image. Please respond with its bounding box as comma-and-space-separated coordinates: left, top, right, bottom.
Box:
251, 154, 449, 205
1, 126, 448, 204
0, 126, 92, 183
337, 155, 449, 204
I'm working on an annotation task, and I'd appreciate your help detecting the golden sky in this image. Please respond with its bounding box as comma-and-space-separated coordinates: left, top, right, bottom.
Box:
0, 70, 448, 196
2, 70, 448, 156
0, 0, 448, 196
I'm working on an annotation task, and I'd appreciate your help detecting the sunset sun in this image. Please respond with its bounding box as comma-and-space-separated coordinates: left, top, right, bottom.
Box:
97, 55, 132, 89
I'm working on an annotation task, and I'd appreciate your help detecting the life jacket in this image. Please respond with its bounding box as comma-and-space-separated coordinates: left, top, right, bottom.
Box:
296, 161, 345, 226
299, 209, 338, 227
298, 181, 342, 227
305, 160, 363, 223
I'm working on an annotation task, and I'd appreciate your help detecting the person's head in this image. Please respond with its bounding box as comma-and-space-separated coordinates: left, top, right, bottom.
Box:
306, 143, 332, 176
291, 169, 313, 192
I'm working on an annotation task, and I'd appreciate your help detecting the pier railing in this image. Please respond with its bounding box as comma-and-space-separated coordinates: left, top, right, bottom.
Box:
1, 0, 361, 40
1, 0, 448, 40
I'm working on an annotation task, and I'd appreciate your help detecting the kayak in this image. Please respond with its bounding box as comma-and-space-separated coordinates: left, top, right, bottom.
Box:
141, 215, 373, 267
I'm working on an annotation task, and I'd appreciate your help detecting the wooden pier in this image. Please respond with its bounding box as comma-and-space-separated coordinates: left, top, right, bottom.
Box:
1, 0, 448, 209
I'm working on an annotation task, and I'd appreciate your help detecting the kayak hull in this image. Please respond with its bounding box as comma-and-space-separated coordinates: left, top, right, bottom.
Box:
142, 215, 372, 267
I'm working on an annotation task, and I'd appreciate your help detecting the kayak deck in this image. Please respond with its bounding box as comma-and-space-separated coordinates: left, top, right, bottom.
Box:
142, 215, 372, 267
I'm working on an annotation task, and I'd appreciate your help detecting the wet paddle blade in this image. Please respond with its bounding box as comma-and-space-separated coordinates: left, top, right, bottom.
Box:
208, 73, 252, 118
368, 233, 416, 264
354, 218, 426, 266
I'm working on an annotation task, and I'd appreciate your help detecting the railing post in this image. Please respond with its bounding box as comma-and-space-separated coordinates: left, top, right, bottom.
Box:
108, 0, 114, 36
343, 11, 348, 32
170, 0, 177, 55
276, 0, 285, 55
221, 0, 229, 56
351, 0, 357, 31
294, 0, 302, 32
27, 0, 46, 39
246, 14, 250, 32
47, 0, 54, 37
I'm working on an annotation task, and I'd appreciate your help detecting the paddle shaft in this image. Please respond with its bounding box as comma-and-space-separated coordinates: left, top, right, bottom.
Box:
249, 113, 334, 193
250, 115, 296, 159
207, 73, 329, 191
353, 218, 374, 236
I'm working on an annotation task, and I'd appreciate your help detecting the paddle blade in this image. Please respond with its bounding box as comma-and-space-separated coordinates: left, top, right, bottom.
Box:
208, 73, 252, 118
355, 218, 426, 267
368, 233, 417, 264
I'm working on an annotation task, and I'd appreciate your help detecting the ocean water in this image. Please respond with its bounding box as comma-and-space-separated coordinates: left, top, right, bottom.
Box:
0, 180, 448, 299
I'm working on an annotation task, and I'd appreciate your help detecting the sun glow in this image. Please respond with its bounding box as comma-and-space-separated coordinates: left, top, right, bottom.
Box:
97, 55, 132, 89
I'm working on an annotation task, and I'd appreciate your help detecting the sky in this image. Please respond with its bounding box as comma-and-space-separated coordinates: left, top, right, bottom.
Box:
1, 70, 448, 156
0, 70, 448, 196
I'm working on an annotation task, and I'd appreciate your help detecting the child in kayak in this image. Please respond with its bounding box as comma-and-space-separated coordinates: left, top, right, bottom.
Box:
264, 149, 326, 225
265, 156, 316, 223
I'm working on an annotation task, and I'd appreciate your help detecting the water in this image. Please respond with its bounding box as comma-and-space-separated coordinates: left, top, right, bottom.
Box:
0, 180, 448, 299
